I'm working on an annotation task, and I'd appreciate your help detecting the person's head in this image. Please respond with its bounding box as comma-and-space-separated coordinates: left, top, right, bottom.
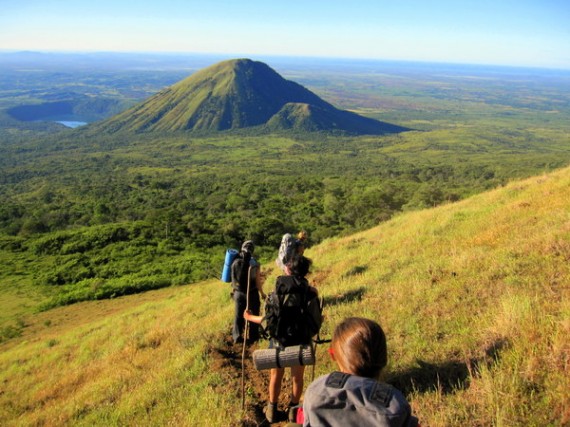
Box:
241, 240, 255, 255
288, 255, 311, 277
330, 317, 387, 379
297, 230, 308, 241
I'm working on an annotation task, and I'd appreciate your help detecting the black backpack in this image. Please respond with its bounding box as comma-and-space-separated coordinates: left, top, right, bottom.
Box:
231, 252, 253, 292
264, 275, 322, 347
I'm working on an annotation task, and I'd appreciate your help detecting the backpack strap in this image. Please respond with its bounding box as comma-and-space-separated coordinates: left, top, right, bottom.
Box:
325, 371, 350, 389
370, 382, 394, 408
296, 345, 305, 366
326, 373, 395, 409
275, 347, 282, 369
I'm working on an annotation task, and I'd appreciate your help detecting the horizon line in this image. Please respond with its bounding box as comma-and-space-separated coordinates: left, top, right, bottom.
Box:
1, 49, 569, 72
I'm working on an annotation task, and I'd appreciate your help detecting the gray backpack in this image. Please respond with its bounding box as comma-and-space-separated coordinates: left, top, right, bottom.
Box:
276, 233, 299, 270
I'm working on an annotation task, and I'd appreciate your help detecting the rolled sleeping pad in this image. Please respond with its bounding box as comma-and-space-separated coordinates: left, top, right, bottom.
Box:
221, 248, 239, 283
253, 344, 315, 370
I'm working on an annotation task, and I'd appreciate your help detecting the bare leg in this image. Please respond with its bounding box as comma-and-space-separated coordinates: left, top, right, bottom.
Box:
269, 367, 285, 403
290, 365, 305, 404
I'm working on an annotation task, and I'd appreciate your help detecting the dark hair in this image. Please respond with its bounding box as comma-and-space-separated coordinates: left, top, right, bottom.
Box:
290, 255, 311, 277
332, 317, 387, 379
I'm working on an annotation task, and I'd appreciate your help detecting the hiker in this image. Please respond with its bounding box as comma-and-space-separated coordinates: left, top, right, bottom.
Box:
276, 230, 309, 273
244, 255, 320, 423
231, 240, 264, 345
296, 317, 419, 427
296, 230, 308, 256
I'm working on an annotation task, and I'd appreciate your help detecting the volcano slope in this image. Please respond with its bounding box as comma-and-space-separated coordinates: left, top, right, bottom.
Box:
89, 58, 408, 135
0, 166, 569, 426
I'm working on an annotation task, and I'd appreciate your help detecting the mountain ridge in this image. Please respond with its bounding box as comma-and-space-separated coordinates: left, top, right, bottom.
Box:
90, 58, 408, 134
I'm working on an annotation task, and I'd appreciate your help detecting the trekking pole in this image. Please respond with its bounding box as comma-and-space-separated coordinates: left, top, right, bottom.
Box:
311, 297, 325, 382
241, 265, 252, 410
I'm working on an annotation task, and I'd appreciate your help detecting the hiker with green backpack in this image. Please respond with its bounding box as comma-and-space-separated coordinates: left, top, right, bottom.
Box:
244, 255, 322, 423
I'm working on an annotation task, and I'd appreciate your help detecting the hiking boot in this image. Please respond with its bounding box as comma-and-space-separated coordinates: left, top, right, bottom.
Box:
287, 402, 300, 422
287, 406, 296, 422
263, 402, 282, 423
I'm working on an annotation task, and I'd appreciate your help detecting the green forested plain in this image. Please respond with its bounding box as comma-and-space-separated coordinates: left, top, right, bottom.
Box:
1, 55, 569, 325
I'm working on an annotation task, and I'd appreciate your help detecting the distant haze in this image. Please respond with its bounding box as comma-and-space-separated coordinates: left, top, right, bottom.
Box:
0, 0, 569, 70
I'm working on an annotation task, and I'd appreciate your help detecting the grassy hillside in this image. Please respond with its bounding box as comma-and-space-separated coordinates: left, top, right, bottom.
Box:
1, 165, 568, 426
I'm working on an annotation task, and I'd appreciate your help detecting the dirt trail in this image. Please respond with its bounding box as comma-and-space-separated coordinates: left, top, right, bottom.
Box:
207, 270, 324, 426
208, 334, 302, 426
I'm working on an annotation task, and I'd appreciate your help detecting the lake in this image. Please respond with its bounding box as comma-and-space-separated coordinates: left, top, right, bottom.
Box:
57, 121, 88, 128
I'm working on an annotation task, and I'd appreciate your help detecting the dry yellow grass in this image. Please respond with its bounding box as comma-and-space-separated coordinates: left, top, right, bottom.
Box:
307, 170, 570, 426
1, 166, 569, 426
0, 281, 244, 426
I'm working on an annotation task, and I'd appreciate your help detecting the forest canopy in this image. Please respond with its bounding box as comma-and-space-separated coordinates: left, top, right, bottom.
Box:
1, 55, 569, 310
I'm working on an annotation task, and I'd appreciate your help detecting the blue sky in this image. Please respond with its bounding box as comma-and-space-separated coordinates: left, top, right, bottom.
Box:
1, 0, 569, 69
